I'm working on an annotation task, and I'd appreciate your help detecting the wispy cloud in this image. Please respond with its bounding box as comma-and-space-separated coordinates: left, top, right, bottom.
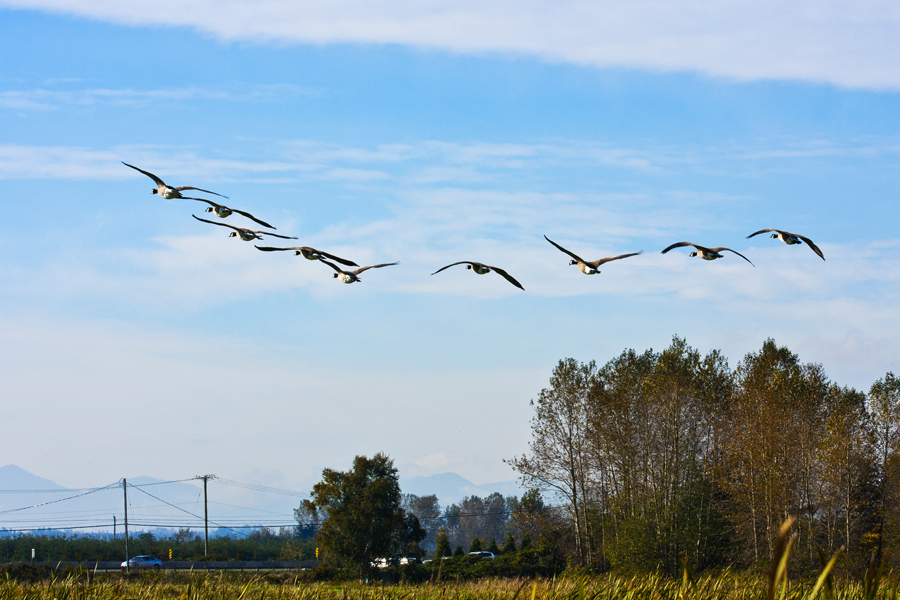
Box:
0, 139, 671, 182
0, 83, 310, 111
0, 144, 299, 180
2, 0, 900, 89
7, 136, 893, 185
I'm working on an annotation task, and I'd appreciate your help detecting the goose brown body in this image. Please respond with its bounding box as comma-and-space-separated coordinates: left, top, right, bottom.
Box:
123, 162, 228, 199
189, 198, 275, 229
192, 215, 296, 241
544, 235, 642, 274
320, 259, 399, 283
254, 245, 358, 267
431, 261, 525, 290
747, 228, 825, 260
661, 242, 754, 266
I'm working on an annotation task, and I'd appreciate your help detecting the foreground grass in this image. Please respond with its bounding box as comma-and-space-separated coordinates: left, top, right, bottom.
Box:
1, 571, 900, 600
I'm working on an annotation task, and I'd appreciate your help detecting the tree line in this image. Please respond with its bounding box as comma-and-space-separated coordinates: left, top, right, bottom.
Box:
509, 336, 900, 574
401, 492, 521, 555
0, 528, 316, 563
294, 454, 565, 577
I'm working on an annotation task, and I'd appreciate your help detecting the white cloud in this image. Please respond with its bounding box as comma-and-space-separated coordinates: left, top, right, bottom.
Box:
0, 144, 300, 180
0, 139, 674, 182
0, 84, 310, 111
4, 137, 892, 187
2, 0, 900, 89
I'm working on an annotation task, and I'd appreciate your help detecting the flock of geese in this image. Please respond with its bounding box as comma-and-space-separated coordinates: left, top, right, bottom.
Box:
123, 162, 826, 290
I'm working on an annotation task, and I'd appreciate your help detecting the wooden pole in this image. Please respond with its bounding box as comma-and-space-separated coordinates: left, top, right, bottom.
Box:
123, 479, 129, 573
203, 476, 209, 557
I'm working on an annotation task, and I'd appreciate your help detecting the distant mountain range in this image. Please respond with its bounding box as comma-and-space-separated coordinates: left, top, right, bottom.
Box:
0, 465, 520, 536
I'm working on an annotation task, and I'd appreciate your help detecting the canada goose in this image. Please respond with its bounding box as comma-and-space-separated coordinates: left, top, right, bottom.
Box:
431, 261, 525, 290
189, 198, 275, 229
254, 245, 359, 267
544, 235, 642, 275
661, 242, 754, 266
320, 259, 399, 284
192, 215, 296, 241
122, 162, 228, 199
747, 228, 825, 261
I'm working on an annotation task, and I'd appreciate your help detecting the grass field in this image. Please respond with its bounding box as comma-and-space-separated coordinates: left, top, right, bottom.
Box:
0, 570, 899, 600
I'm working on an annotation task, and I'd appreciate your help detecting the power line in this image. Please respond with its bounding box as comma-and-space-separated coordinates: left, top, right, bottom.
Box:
128, 481, 250, 540
214, 479, 307, 497
129, 478, 200, 487
207, 500, 290, 515
0, 482, 121, 515
0, 477, 200, 495
1, 517, 297, 526
0, 489, 99, 494
0, 522, 300, 533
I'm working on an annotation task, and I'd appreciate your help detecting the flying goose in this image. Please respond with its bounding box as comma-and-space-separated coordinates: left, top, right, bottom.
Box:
254, 245, 359, 267
122, 162, 228, 199
190, 198, 275, 229
431, 261, 525, 290
192, 215, 296, 241
747, 228, 825, 261
320, 259, 399, 284
661, 242, 754, 266
544, 235, 642, 275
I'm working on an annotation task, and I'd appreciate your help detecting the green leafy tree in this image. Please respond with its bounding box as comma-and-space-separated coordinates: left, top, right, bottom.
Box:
520, 533, 532, 550
512, 489, 548, 540
487, 536, 500, 554
468, 537, 482, 552
870, 372, 900, 554
453, 544, 464, 556
434, 528, 451, 558
402, 494, 441, 552
301, 453, 424, 576
502, 532, 516, 554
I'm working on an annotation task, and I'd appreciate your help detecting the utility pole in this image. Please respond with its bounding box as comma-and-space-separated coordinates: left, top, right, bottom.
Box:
123, 479, 130, 574
195, 475, 216, 557
113, 515, 116, 540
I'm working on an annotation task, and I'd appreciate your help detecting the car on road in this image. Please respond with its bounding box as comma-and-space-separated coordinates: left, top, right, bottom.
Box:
468, 551, 495, 559
371, 555, 422, 568
121, 555, 163, 571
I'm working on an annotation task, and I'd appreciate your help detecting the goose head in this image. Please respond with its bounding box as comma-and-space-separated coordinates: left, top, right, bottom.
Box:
229, 232, 238, 238
689, 251, 698, 257
151, 189, 158, 195
568, 259, 578, 266
333, 273, 339, 278
205, 207, 214, 213
770, 233, 779, 239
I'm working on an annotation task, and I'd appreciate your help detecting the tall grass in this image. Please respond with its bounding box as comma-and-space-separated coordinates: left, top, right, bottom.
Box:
2, 572, 900, 600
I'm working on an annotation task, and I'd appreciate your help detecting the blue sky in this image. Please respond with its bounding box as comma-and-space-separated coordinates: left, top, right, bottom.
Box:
1, 1, 899, 502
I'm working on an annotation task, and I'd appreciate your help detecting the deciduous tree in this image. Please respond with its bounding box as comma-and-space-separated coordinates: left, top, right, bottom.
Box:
301, 453, 424, 576
508, 358, 597, 564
